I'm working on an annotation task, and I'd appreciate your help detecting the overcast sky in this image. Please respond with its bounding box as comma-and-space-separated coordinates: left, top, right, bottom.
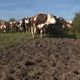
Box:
0, 0, 80, 20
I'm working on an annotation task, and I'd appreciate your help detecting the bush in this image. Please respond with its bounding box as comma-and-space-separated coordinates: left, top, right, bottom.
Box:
46, 24, 64, 35
45, 24, 76, 38
72, 12, 80, 33
9, 18, 16, 22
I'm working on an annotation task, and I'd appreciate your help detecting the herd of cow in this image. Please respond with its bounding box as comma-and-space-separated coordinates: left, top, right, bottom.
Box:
0, 13, 72, 38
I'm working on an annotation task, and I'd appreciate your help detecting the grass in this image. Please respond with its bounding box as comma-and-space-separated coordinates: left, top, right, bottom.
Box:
74, 32, 80, 39
0, 32, 32, 49
0, 31, 80, 49
67, 31, 80, 39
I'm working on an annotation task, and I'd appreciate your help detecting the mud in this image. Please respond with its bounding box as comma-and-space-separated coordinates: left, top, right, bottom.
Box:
0, 38, 80, 80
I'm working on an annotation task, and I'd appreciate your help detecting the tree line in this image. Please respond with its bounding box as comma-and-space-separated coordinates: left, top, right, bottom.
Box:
73, 12, 80, 33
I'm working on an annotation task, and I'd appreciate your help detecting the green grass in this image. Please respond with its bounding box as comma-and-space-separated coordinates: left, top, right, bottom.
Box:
0, 31, 80, 49
67, 31, 80, 39
0, 32, 32, 49
74, 32, 80, 39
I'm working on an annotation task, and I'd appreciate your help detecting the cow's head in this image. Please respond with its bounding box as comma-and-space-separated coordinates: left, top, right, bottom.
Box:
46, 14, 56, 24
24, 17, 31, 24
66, 20, 72, 28
65, 22, 72, 29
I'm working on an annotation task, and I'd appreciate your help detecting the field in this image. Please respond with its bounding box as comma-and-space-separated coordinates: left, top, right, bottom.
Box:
0, 32, 80, 80
0, 32, 32, 49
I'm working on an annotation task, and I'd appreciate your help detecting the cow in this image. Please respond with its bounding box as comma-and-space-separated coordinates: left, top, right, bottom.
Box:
21, 17, 31, 32
16, 20, 23, 32
5, 21, 11, 32
15, 18, 31, 33
57, 17, 72, 29
27, 13, 56, 38
66, 20, 72, 29
0, 21, 7, 32
9, 21, 19, 32
45, 16, 72, 35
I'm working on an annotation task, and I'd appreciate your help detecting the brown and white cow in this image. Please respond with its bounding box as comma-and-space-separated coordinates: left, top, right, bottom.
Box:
0, 21, 7, 32
57, 17, 72, 29
27, 13, 56, 38
16, 20, 23, 32
66, 20, 72, 29
9, 21, 19, 32
16, 17, 31, 33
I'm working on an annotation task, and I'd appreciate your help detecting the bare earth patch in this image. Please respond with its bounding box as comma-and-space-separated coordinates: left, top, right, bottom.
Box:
0, 38, 80, 80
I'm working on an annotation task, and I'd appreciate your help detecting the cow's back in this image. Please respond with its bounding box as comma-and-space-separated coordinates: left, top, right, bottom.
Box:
31, 13, 47, 26
36, 14, 47, 24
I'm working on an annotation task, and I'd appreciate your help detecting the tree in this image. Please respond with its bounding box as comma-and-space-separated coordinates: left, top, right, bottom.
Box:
9, 18, 16, 22
73, 12, 80, 32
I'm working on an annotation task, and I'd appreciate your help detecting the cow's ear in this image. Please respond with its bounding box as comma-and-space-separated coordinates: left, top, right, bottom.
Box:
48, 13, 53, 17
48, 13, 50, 15
47, 13, 50, 17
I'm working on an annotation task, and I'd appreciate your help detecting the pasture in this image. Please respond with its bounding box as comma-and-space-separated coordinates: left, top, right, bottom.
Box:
0, 31, 80, 50
0, 32, 32, 49
0, 32, 80, 49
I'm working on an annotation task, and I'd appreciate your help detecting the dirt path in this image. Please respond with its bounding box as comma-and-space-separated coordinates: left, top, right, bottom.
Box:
0, 38, 80, 80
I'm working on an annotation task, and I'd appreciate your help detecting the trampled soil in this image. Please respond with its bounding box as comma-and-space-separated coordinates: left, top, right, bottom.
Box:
0, 38, 80, 80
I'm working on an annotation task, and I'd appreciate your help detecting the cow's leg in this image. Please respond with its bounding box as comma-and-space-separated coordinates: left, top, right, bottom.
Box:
32, 24, 36, 38
4, 29, 6, 32
38, 24, 45, 38
31, 26, 34, 38
42, 26, 46, 37
33, 26, 36, 37
43, 28, 45, 37
40, 29, 43, 38
3, 25, 6, 32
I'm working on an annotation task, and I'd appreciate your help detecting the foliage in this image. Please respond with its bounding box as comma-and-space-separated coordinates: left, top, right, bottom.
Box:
9, 18, 17, 22
73, 12, 80, 32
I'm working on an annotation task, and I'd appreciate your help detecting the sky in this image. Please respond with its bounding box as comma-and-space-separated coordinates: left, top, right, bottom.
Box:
0, 0, 80, 20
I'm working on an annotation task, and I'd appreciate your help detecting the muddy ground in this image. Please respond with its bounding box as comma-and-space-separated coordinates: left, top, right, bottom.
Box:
0, 37, 80, 80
